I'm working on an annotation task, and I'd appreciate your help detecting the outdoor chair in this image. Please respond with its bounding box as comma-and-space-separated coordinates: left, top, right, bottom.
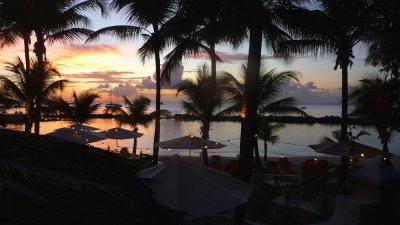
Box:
278, 158, 293, 174
265, 160, 280, 174
211, 155, 223, 171
224, 159, 239, 176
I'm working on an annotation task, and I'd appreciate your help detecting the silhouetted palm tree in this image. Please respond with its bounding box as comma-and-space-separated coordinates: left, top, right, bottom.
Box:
221, 64, 306, 168
87, 0, 177, 165
45, 90, 101, 125
319, 129, 370, 144
31, 0, 107, 67
0, 57, 67, 133
108, 95, 171, 156
279, 0, 375, 141
0, 0, 34, 72
257, 121, 284, 163
350, 77, 399, 161
175, 64, 224, 165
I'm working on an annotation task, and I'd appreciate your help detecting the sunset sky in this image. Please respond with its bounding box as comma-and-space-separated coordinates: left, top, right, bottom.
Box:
0, 9, 378, 104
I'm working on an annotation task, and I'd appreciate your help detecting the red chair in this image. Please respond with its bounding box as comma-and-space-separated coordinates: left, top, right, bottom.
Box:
211, 155, 223, 171
224, 159, 239, 176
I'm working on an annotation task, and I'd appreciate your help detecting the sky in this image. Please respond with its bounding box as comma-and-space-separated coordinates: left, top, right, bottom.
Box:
0, 8, 379, 105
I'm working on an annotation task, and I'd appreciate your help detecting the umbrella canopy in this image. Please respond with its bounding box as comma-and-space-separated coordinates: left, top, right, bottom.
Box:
354, 159, 400, 184
68, 123, 100, 132
99, 127, 143, 139
47, 127, 106, 144
309, 141, 385, 158
155, 135, 225, 149
138, 157, 254, 219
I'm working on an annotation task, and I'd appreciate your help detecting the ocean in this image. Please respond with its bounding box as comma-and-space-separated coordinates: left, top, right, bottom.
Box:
4, 103, 400, 157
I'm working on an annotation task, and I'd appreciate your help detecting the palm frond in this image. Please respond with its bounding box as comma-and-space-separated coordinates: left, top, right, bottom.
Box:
86, 26, 142, 43
47, 28, 93, 44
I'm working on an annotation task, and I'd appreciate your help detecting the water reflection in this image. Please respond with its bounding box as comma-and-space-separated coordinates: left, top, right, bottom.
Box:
5, 118, 399, 157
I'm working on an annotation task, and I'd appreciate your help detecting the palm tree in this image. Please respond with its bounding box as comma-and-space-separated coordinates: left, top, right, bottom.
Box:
175, 64, 224, 166
45, 90, 101, 125
0, 0, 32, 72
162, 0, 245, 88
86, 0, 177, 165
1, 0, 106, 134
258, 121, 285, 163
349, 77, 399, 163
279, 0, 375, 141
0, 57, 67, 133
319, 129, 370, 144
221, 64, 306, 167
107, 95, 171, 156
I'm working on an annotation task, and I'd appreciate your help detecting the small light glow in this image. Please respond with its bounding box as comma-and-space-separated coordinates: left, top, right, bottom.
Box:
280, 154, 284, 158
204, 146, 208, 149
361, 153, 365, 157
314, 157, 317, 161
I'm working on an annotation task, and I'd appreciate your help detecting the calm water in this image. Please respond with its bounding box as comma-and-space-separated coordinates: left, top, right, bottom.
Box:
5, 103, 400, 157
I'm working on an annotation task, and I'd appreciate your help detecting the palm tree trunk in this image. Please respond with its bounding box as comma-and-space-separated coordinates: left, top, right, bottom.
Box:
238, 4, 262, 183
33, 28, 45, 135
234, 1, 263, 224
340, 63, 349, 141
23, 32, 31, 133
264, 141, 268, 162
23, 33, 30, 72
133, 127, 139, 156
133, 138, 138, 156
152, 30, 161, 165
210, 43, 217, 90
201, 121, 210, 166
254, 137, 262, 168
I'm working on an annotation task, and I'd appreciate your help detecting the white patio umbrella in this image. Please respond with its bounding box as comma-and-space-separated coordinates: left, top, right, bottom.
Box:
309, 141, 385, 158
68, 123, 100, 132
155, 134, 226, 157
47, 127, 106, 145
98, 127, 143, 150
138, 157, 254, 219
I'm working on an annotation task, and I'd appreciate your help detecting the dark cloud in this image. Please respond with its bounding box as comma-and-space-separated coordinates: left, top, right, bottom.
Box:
113, 83, 137, 98
136, 76, 155, 89
97, 83, 110, 89
283, 81, 341, 104
152, 64, 184, 88
137, 64, 184, 90
89, 83, 137, 98
305, 82, 317, 89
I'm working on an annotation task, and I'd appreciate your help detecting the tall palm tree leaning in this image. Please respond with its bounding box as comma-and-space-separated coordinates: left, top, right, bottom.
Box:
44, 90, 101, 125
221, 64, 306, 168
0, 57, 67, 132
175, 64, 224, 166
278, 0, 375, 141
107, 95, 171, 156
86, 0, 177, 165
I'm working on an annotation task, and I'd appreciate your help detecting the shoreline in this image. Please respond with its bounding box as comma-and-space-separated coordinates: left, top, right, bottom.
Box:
1, 113, 364, 125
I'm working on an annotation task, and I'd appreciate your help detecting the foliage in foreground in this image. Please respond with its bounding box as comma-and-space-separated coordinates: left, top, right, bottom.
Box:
0, 129, 182, 225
